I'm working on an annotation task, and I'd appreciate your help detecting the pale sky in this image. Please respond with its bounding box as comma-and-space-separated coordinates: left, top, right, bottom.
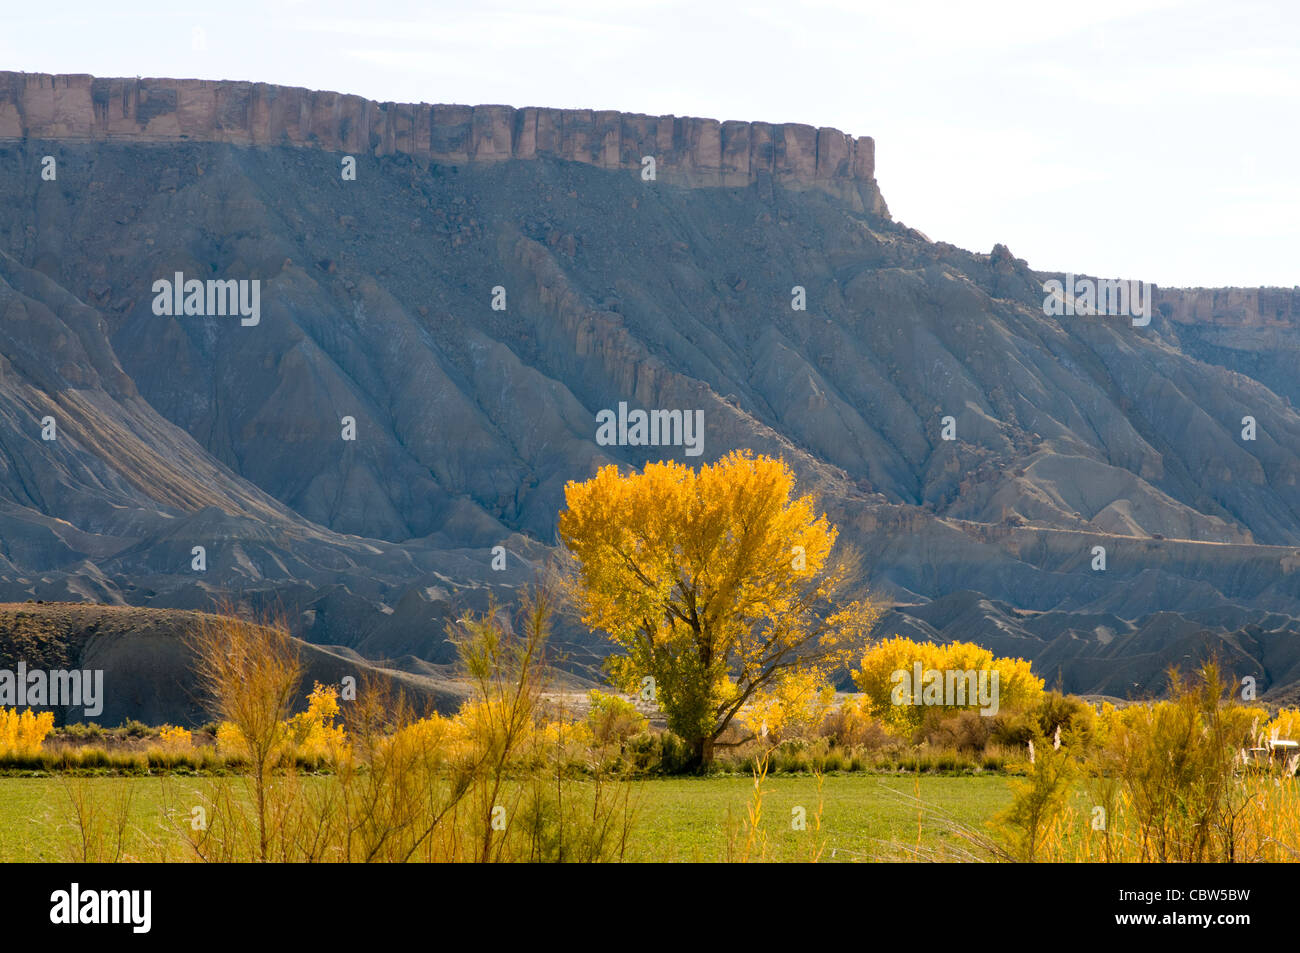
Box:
4, 0, 1297, 288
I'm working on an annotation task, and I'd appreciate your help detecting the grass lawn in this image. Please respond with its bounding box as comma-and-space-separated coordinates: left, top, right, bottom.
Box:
623, 773, 1012, 861
0, 772, 1014, 862
0, 775, 200, 862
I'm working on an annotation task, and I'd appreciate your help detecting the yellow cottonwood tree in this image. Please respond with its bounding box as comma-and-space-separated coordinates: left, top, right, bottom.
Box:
558, 451, 879, 768
852, 635, 1043, 734
287, 682, 348, 760
0, 707, 54, 756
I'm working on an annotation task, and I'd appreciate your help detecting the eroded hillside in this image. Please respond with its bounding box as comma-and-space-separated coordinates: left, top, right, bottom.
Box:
1, 72, 1299, 699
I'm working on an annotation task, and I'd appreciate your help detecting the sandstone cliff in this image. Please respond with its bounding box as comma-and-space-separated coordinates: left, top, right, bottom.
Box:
0, 71, 888, 215
1156, 287, 1300, 328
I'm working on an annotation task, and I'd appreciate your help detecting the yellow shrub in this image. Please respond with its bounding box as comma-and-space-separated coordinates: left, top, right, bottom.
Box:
1094, 700, 1122, 747
157, 725, 193, 751
451, 697, 594, 762
215, 721, 249, 759
0, 707, 55, 756
382, 712, 465, 763
821, 694, 886, 747
586, 690, 649, 747
535, 717, 593, 752
287, 683, 348, 761
215, 683, 349, 763
1266, 708, 1300, 745
852, 636, 1044, 735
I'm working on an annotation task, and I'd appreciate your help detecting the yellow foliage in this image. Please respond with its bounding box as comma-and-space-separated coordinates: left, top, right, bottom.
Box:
215, 720, 249, 759
1010, 665, 1299, 863
0, 707, 54, 756
742, 670, 835, 743
382, 712, 463, 764
535, 717, 593, 752
1266, 708, 1300, 744
852, 635, 1043, 734
1104, 697, 1267, 751
1094, 700, 1122, 747
452, 697, 510, 749
157, 725, 193, 751
586, 690, 649, 747
558, 450, 880, 763
214, 684, 348, 764
287, 683, 348, 761
451, 696, 592, 762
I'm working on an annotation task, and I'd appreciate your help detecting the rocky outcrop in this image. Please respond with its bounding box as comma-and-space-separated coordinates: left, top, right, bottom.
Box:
1156, 286, 1300, 328
1152, 287, 1300, 408
0, 72, 888, 215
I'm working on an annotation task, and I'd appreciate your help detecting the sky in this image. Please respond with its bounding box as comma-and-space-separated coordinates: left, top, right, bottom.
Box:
4, 0, 1297, 288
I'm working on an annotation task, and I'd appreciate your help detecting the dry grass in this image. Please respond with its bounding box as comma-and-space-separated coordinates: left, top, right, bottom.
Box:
984, 661, 1300, 863
53, 590, 637, 863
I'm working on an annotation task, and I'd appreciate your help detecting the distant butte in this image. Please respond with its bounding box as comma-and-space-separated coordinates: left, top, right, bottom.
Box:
0, 71, 889, 216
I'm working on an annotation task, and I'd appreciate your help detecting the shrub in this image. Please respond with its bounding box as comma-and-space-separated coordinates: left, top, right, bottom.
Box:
158, 725, 194, 752
852, 635, 1043, 737
1034, 691, 1096, 748
1001, 661, 1298, 864
1098, 664, 1260, 861
120, 719, 150, 739
993, 732, 1077, 861
989, 708, 1039, 747
923, 709, 991, 754
286, 683, 347, 761
0, 708, 55, 755
820, 695, 895, 749
586, 690, 648, 748
623, 730, 693, 775
56, 722, 105, 742
1265, 708, 1300, 745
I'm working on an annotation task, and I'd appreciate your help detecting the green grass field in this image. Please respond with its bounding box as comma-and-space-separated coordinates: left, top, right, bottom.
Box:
0, 773, 1013, 862
625, 774, 1011, 861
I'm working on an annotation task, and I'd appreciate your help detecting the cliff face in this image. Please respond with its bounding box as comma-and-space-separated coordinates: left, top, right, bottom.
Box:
1150, 287, 1300, 408
0, 72, 888, 215
1156, 287, 1300, 328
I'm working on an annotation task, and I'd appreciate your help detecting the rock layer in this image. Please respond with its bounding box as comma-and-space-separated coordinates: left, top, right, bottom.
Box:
0, 72, 888, 215
1156, 287, 1300, 328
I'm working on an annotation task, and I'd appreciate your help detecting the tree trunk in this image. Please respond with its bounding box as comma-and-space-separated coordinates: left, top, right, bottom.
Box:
691, 735, 715, 771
